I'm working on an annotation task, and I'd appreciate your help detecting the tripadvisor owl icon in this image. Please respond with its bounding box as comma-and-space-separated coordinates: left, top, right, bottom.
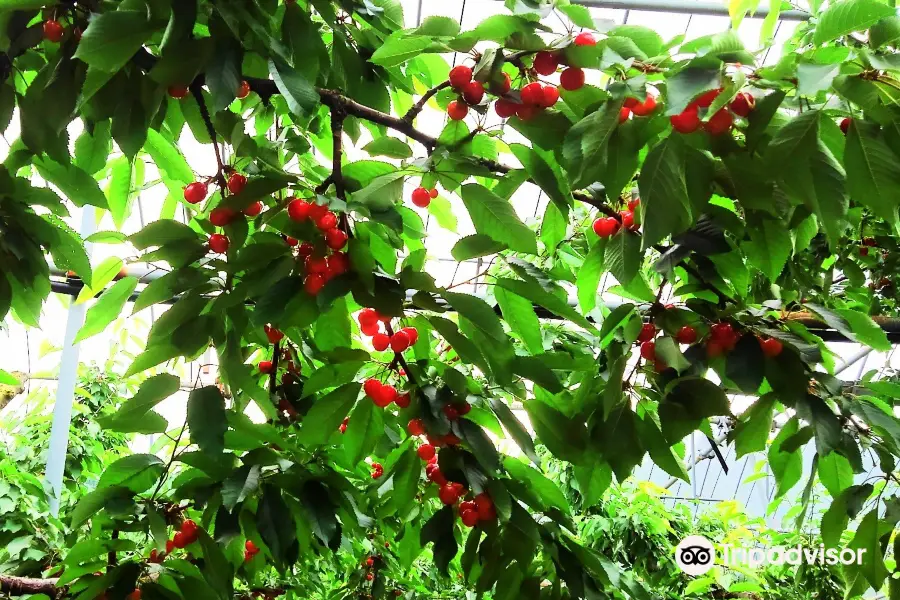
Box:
675, 535, 716, 576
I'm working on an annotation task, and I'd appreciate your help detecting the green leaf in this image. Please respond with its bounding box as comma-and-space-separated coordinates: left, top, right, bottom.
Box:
660, 377, 730, 443
510, 144, 571, 217
344, 397, 383, 465
743, 218, 792, 281
297, 383, 361, 446
74, 277, 138, 343
725, 333, 766, 393
370, 35, 434, 68
495, 277, 595, 332
98, 454, 164, 493
460, 419, 501, 473
729, 0, 762, 29
870, 15, 900, 48
604, 230, 641, 286
416, 15, 461, 37
258, 484, 299, 567
490, 397, 539, 465
301, 361, 364, 397
511, 355, 563, 393
362, 137, 413, 159
0, 369, 19, 385
638, 135, 714, 249
460, 183, 537, 254
75, 121, 112, 175
731, 393, 777, 458
503, 456, 571, 516
34, 157, 108, 210
806, 303, 891, 351
845, 510, 889, 589
450, 234, 506, 261
197, 530, 234, 600
524, 400, 587, 463
221, 465, 261, 511
269, 58, 319, 114
818, 452, 853, 497
495, 286, 543, 355
813, 0, 896, 44
188, 386, 227, 455
665, 66, 722, 115
577, 243, 605, 313
573, 461, 613, 508
105, 156, 132, 229
74, 10, 157, 72
821, 483, 873, 547
766, 110, 848, 246
440, 291, 506, 343
561, 101, 621, 189
768, 416, 804, 498
844, 120, 900, 229
420, 506, 457, 575
70, 486, 132, 529
145, 129, 194, 186
97, 373, 180, 433
427, 196, 457, 232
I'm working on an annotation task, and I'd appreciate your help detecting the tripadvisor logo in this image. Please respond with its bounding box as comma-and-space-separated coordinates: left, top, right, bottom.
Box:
675, 535, 867, 576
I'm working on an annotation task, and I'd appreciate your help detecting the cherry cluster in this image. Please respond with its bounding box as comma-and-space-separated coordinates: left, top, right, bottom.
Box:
445, 64, 508, 121
670, 89, 755, 135
183, 172, 260, 254
410, 186, 439, 208
620, 92, 659, 123
258, 325, 286, 374
637, 318, 784, 368
244, 540, 260, 562
370, 462, 384, 479
425, 459, 497, 527
591, 198, 641, 238
286, 197, 350, 294
363, 379, 410, 409
168, 519, 200, 552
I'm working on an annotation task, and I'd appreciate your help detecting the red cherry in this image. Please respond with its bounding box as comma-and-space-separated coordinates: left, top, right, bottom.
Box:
181, 519, 198, 540
710, 323, 734, 342
449, 65, 473, 89
43, 19, 65, 43
491, 71, 512, 95
209, 207, 235, 227
378, 384, 398, 406
759, 337, 783, 357
670, 105, 701, 134
371, 468, 383, 480
591, 216, 620, 238
365, 573, 374, 581
623, 97, 639, 109
707, 339, 725, 358
258, 360, 273, 374
325, 228, 348, 250
407, 418, 426, 436
372, 333, 390, 351
359, 308, 379, 326
298, 241, 315, 256
620, 210, 635, 230
438, 483, 460, 505
264, 325, 284, 344
390, 331, 411, 353
237, 80, 251, 100
395, 393, 411, 408
443, 404, 460, 421
165, 540, 175, 554
411, 187, 431, 208
628, 198, 641, 211
417, 444, 436, 461
400, 326, 419, 345
426, 464, 447, 485
328, 252, 349, 275
693, 88, 722, 108
429, 188, 439, 199
305, 256, 329, 274
637, 323, 657, 343
495, 99, 518, 118
443, 433, 461, 446
640, 341, 656, 361
654, 359, 669, 373
364, 379, 383, 399
631, 94, 657, 116
361, 322, 380, 337
127, 589, 142, 600
704, 109, 733, 135
304, 273, 325, 295
462, 81, 485, 105
447, 100, 468, 120
574, 32, 597, 46
619, 107, 631, 123
209, 233, 229, 254
458, 402, 471, 415
285, 236, 298, 247
316, 212, 338, 231
366, 557, 375, 567
183, 182, 208, 204
243, 201, 262, 217
288, 199, 311, 221
520, 82, 544, 106
840, 118, 851, 135
308, 203, 329, 221
540, 85, 560, 108
860, 246, 869, 256
227, 173, 247, 195
560, 67, 585, 91
516, 103, 541, 121
676, 326, 697, 345
245, 540, 259, 553
460, 509, 479, 527
533, 51, 559, 75
730, 92, 755, 117
474, 493, 495, 520
339, 423, 347, 433
173, 532, 187, 549
168, 85, 189, 99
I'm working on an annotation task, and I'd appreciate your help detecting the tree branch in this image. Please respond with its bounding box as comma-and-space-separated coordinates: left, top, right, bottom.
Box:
402, 80, 451, 123
0, 576, 60, 598
190, 80, 228, 192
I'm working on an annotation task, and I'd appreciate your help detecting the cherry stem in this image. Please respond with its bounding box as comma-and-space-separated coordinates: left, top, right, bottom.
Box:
402, 80, 451, 123
190, 81, 228, 193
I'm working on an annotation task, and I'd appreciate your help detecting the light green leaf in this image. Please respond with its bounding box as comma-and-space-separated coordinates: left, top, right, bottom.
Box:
460, 184, 537, 254
297, 383, 361, 447
495, 277, 595, 332
145, 129, 194, 186
73, 10, 157, 72
577, 243, 605, 313
74, 277, 138, 343
370, 35, 434, 68
844, 120, 900, 228
269, 58, 319, 114
451, 234, 506, 261
561, 102, 621, 189
362, 137, 413, 159
34, 157, 108, 210
495, 286, 543, 355
98, 454, 164, 493
743, 218, 792, 281
813, 0, 896, 44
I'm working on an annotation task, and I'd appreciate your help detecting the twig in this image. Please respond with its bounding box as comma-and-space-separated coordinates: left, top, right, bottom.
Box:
331, 109, 346, 201
403, 80, 451, 123
269, 339, 281, 399
190, 81, 228, 192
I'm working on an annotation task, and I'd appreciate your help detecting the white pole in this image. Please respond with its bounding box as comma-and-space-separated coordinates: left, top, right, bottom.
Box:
45, 206, 96, 516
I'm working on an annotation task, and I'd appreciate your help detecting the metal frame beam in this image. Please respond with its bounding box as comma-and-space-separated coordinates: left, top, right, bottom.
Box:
574, 0, 810, 20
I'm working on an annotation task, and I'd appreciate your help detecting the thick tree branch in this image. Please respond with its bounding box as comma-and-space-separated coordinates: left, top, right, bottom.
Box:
0, 576, 61, 598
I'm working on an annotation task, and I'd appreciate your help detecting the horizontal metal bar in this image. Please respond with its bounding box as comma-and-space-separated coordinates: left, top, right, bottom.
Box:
575, 0, 810, 20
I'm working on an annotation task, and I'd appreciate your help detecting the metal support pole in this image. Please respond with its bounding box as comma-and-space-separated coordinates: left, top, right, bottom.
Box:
45, 206, 96, 516
573, 0, 810, 20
